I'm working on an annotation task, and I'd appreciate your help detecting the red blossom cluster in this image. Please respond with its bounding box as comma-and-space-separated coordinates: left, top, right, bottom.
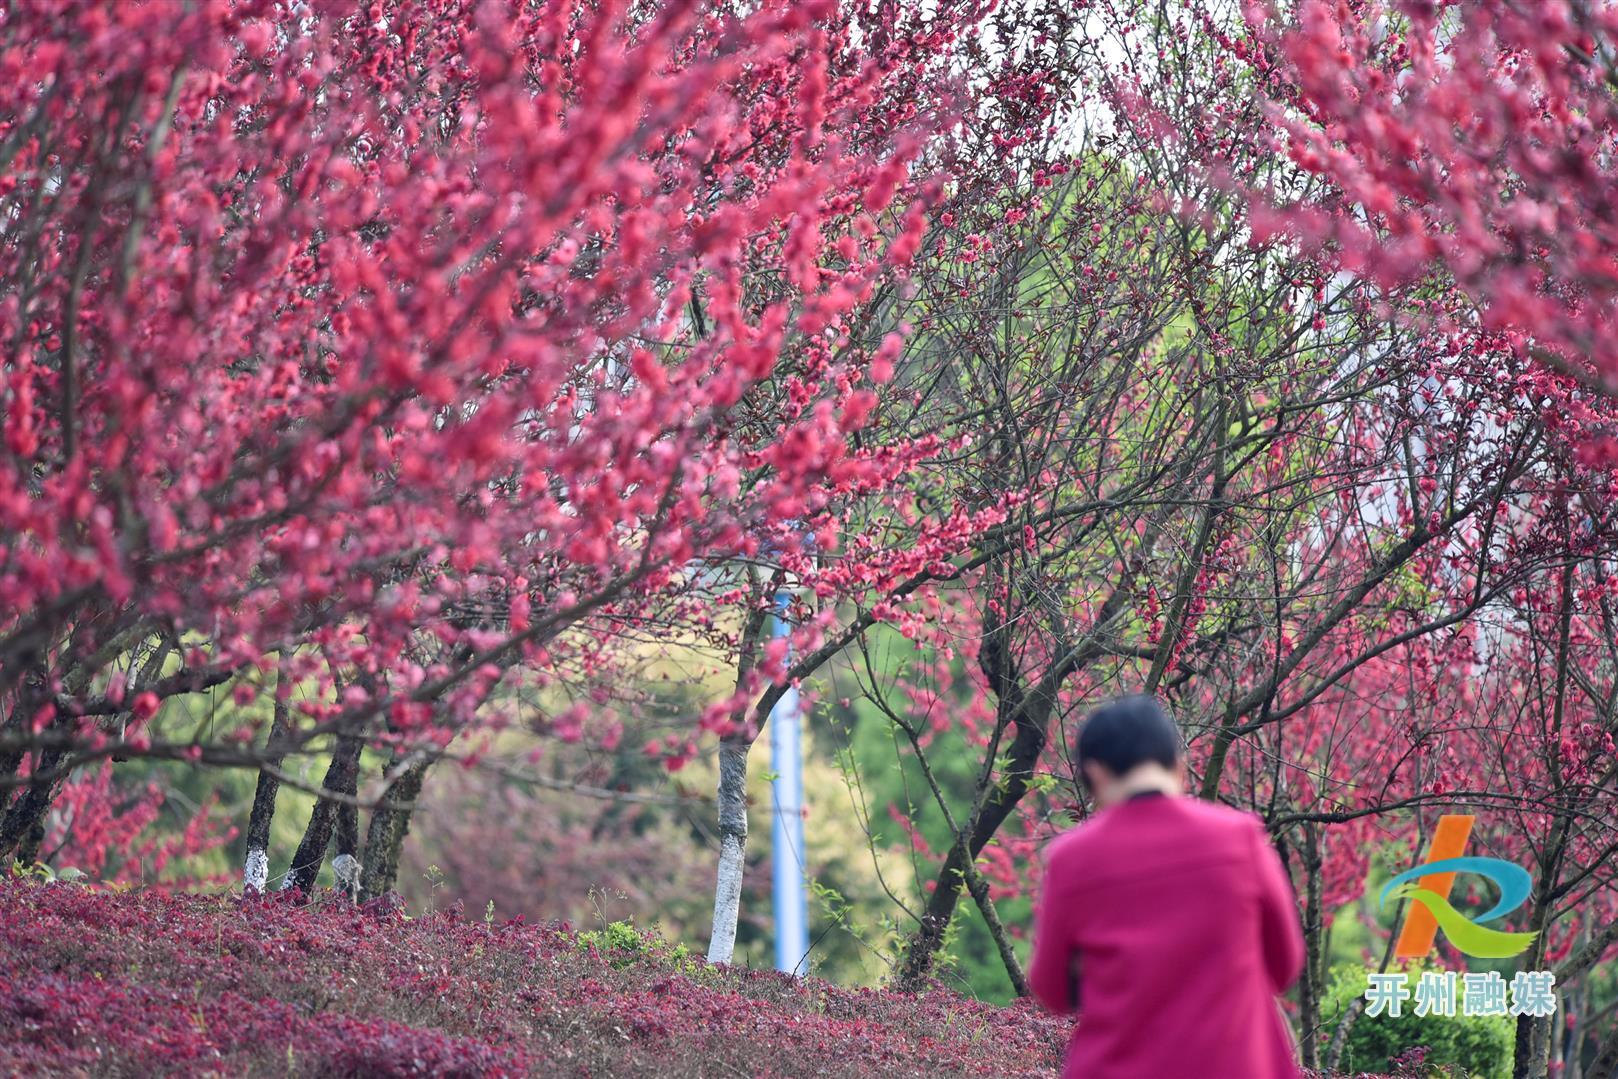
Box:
0, 0, 990, 774
1237, 0, 1618, 407
40, 761, 236, 885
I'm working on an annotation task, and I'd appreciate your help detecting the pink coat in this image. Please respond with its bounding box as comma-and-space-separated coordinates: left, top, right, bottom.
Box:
1027, 794, 1305, 1078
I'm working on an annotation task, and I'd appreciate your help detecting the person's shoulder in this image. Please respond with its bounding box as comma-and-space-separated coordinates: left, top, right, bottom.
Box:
1039, 818, 1101, 869
1175, 797, 1267, 839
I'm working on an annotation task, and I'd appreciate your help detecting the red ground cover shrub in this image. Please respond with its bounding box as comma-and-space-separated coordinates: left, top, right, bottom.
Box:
0, 881, 1393, 1077
0, 881, 1070, 1077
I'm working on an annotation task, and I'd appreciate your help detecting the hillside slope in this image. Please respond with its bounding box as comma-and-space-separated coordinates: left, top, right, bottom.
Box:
0, 882, 1068, 1077
0, 882, 1405, 1078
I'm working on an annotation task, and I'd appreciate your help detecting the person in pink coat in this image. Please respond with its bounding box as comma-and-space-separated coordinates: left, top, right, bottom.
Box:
1028, 695, 1305, 1078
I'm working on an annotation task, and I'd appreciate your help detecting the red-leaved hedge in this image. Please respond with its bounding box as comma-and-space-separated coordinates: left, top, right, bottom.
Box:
0, 881, 1072, 1077
0, 881, 1392, 1077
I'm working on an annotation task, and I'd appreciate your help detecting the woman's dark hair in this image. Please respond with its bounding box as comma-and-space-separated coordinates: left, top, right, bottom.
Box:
1076, 695, 1182, 786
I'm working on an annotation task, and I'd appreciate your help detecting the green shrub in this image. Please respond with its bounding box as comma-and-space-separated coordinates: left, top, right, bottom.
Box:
574, 919, 697, 972
1322, 965, 1515, 1079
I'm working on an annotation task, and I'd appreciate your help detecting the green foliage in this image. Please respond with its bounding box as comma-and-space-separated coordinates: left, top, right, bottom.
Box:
1322, 965, 1514, 1079
821, 641, 1030, 1004
7, 861, 57, 883
574, 919, 702, 976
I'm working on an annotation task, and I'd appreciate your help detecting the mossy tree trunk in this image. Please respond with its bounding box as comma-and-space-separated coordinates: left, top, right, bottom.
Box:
358, 753, 433, 901
282, 731, 364, 895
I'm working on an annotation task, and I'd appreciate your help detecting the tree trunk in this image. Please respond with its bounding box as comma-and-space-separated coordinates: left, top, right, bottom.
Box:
1561, 934, 1588, 1079
891, 746, 1045, 987
0, 668, 48, 801
1324, 997, 1365, 1074
887, 581, 1128, 992
1507, 826, 1562, 1079
959, 843, 1029, 996
892, 701, 1030, 996
281, 731, 363, 895
0, 669, 77, 864
330, 746, 361, 901
1513, 1003, 1554, 1079
1197, 707, 1239, 799
3, 634, 168, 866
358, 753, 432, 901
1296, 824, 1326, 1073
242, 672, 293, 892
0, 737, 68, 865
0, 764, 56, 865
1516, 578, 1574, 1079
704, 580, 773, 966
1327, 867, 1417, 1074
335, 797, 359, 862
1588, 1024, 1618, 1079
893, 667, 1053, 991
1512, 888, 1561, 1079
706, 737, 750, 964
1550, 1005, 1565, 1079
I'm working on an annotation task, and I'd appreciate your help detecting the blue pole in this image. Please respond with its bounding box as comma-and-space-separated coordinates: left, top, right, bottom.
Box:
769, 589, 809, 975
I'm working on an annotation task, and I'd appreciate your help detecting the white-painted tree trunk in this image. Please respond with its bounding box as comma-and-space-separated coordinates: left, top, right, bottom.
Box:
706, 739, 751, 964
243, 659, 291, 895
332, 853, 362, 902
244, 847, 269, 893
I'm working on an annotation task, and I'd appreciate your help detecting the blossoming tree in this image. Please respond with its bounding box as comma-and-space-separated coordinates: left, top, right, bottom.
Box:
0, 0, 978, 909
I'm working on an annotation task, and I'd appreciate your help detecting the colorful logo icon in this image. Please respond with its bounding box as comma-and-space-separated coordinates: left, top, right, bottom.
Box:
1378, 814, 1538, 960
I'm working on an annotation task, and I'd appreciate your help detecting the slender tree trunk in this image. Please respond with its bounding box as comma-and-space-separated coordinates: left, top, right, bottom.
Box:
1513, 844, 1565, 1079
1550, 1006, 1565, 1079
705, 579, 773, 965
1324, 997, 1364, 1074
1516, 569, 1575, 1079
335, 797, 359, 862
1327, 830, 1423, 1074
0, 726, 69, 865
958, 837, 1028, 996
0, 669, 48, 802
332, 797, 361, 900
1512, 920, 1558, 1078
3, 632, 169, 866
890, 754, 1038, 991
889, 696, 1029, 995
1562, 933, 1588, 1079
0, 760, 58, 865
1296, 823, 1325, 1072
323, 670, 376, 900
0, 661, 91, 863
1198, 707, 1239, 799
358, 753, 432, 901
892, 697, 1051, 990
706, 737, 750, 964
281, 731, 363, 895
1589, 1023, 1618, 1079
243, 668, 293, 892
